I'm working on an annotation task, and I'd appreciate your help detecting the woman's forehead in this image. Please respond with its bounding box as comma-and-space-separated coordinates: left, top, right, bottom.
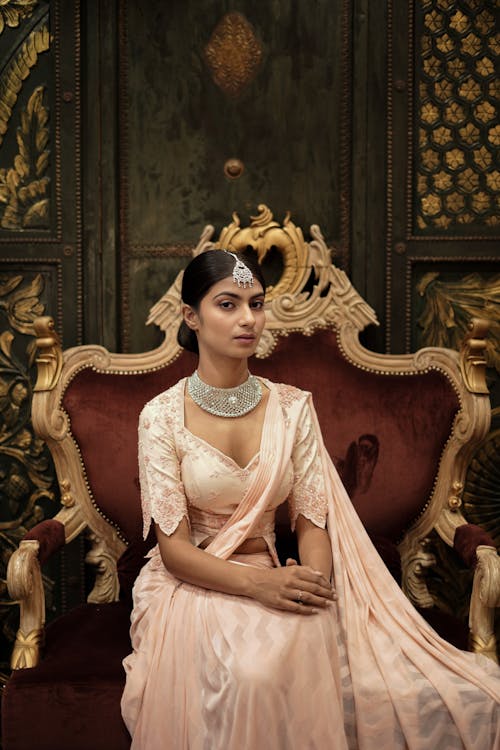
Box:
206, 276, 265, 298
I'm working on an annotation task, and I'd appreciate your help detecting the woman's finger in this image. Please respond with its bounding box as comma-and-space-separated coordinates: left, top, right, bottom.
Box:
277, 598, 318, 615
293, 589, 333, 608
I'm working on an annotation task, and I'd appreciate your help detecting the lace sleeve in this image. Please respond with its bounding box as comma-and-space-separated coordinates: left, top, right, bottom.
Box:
288, 398, 328, 532
138, 398, 188, 540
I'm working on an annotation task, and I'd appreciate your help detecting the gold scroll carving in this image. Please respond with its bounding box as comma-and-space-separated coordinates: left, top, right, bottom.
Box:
0, 1, 38, 36
0, 85, 50, 230
0, 25, 49, 146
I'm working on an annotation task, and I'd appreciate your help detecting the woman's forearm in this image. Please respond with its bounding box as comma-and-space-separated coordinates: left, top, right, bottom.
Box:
157, 523, 258, 597
296, 516, 333, 580
156, 520, 335, 613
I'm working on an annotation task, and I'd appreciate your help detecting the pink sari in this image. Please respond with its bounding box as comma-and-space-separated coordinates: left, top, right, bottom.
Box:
122, 380, 500, 749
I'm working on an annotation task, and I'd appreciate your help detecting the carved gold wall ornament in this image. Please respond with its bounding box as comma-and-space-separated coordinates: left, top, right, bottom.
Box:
417, 272, 500, 378
0, 85, 50, 230
0, 0, 38, 35
416, 1, 499, 232
0, 25, 49, 146
204, 12, 263, 98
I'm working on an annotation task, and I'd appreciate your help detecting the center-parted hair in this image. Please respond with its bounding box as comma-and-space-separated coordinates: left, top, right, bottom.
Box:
177, 250, 266, 354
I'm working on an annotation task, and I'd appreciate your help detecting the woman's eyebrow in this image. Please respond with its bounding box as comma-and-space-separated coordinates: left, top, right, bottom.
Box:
212, 291, 265, 300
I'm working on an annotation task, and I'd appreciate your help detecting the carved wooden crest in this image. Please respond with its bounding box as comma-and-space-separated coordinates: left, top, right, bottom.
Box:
147, 204, 378, 359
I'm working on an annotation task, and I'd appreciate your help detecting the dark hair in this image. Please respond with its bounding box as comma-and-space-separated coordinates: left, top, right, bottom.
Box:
177, 249, 266, 354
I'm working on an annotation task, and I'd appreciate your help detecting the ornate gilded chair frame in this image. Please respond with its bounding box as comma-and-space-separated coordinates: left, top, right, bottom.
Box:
8, 205, 499, 669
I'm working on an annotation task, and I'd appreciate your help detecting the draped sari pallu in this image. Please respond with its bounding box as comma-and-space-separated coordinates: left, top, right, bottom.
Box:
122, 380, 500, 750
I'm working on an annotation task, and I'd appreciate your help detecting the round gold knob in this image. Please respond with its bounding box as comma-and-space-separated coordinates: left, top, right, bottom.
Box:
224, 158, 244, 180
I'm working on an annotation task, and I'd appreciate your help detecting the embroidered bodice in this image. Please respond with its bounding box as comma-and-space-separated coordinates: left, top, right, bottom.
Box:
138, 378, 328, 564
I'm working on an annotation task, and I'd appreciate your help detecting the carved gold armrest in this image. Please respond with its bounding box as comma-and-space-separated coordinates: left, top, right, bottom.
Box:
7, 540, 45, 669
469, 546, 500, 663
7, 506, 87, 670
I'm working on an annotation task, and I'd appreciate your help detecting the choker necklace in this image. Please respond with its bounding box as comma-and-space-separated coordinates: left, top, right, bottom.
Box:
187, 370, 262, 418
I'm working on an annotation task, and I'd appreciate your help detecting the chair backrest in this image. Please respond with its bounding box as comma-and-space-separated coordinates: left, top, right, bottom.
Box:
32, 205, 490, 597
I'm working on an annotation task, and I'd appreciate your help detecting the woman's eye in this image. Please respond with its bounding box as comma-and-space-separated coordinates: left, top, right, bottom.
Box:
251, 300, 264, 309
219, 300, 234, 309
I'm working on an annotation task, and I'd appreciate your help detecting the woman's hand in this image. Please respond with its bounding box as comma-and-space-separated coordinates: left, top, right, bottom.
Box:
247, 557, 337, 615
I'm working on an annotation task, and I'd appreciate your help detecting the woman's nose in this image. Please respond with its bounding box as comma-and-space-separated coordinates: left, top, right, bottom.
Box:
240, 305, 255, 325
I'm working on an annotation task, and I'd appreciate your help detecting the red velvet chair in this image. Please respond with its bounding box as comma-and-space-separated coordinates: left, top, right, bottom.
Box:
3, 206, 499, 750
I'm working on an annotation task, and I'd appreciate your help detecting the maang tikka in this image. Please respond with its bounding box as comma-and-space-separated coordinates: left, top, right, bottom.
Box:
224, 250, 254, 288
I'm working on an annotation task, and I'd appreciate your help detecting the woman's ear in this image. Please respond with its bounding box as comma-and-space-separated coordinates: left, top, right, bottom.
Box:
182, 304, 198, 331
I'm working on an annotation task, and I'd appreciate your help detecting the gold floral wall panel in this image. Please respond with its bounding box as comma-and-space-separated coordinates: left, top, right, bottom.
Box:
0, 0, 82, 676
120, 0, 351, 352
386, 0, 499, 354
416, 2, 499, 233
386, 0, 500, 632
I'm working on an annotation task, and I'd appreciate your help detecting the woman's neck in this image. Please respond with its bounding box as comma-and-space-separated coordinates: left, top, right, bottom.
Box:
196, 357, 249, 388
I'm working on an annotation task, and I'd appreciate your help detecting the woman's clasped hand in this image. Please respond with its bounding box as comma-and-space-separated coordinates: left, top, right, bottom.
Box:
248, 557, 337, 615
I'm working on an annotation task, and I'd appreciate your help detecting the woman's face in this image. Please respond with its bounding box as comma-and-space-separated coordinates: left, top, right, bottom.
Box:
184, 275, 266, 360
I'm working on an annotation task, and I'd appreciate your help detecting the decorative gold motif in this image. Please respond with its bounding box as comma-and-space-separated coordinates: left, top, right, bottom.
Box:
416, 2, 498, 231
470, 633, 497, 661
402, 537, 436, 608
85, 531, 120, 603
0, 1, 38, 35
7, 539, 45, 669
204, 13, 263, 98
448, 480, 464, 511
417, 272, 500, 376
0, 85, 50, 230
0, 272, 57, 664
33, 316, 63, 392
60, 479, 75, 508
459, 319, 490, 395
0, 26, 49, 145
10, 626, 43, 669
468, 545, 500, 664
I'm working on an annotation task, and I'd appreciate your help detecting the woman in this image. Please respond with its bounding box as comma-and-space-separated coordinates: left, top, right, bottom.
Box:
121, 250, 500, 749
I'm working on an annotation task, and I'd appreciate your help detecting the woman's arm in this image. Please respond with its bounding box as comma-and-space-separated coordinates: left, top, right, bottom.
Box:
295, 514, 333, 581
156, 519, 334, 614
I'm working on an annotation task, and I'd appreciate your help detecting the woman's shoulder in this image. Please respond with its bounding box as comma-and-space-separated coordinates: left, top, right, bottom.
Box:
262, 378, 311, 408
139, 378, 185, 421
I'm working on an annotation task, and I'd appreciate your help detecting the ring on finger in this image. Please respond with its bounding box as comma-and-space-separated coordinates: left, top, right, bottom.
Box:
296, 590, 304, 604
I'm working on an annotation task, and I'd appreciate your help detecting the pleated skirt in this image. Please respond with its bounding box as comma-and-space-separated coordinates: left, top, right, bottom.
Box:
121, 551, 500, 750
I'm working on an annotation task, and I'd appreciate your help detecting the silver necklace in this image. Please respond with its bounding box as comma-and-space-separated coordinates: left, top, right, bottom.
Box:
187, 370, 262, 418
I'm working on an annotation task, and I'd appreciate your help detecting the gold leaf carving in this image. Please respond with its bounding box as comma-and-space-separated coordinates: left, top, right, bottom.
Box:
417, 272, 500, 376
0, 1, 38, 36
204, 12, 263, 98
0, 26, 49, 145
0, 85, 50, 230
